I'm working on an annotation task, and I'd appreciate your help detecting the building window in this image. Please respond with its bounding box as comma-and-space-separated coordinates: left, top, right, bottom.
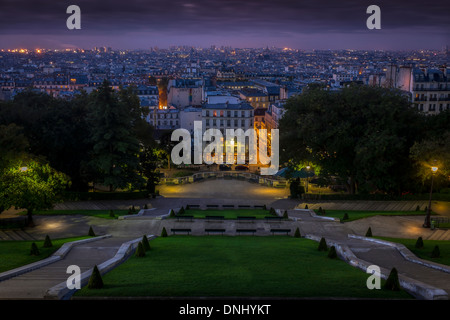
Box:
213, 110, 217, 117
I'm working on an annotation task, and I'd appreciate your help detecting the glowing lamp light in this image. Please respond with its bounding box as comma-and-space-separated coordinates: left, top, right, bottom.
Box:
20, 167, 28, 172
431, 166, 438, 173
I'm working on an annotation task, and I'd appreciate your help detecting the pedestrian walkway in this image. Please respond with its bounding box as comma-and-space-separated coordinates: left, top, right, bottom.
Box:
0, 236, 136, 299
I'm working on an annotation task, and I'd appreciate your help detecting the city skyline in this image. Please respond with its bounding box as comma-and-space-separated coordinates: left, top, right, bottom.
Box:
0, 0, 448, 50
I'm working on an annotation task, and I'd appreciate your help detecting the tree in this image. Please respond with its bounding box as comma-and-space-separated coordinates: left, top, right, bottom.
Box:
409, 132, 450, 192
0, 160, 70, 226
135, 241, 146, 257
280, 85, 423, 195
384, 268, 400, 291
43, 235, 53, 248
318, 237, 328, 251
87, 80, 143, 191
87, 265, 104, 289
415, 237, 424, 249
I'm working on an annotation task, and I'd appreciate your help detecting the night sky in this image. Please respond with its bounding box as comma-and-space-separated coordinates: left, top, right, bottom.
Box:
0, 0, 448, 50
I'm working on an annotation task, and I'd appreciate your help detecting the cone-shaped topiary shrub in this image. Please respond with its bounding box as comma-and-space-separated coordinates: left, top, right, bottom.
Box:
161, 227, 168, 237
88, 265, 103, 289
318, 237, 328, 251
318, 207, 323, 215
88, 226, 96, 237
283, 210, 288, 219
415, 205, 420, 211
431, 245, 440, 258
109, 210, 115, 218
294, 227, 301, 238
305, 204, 308, 209
144, 204, 148, 209
43, 235, 53, 248
328, 246, 338, 259
30, 242, 40, 256
186, 205, 190, 210
142, 235, 151, 251
135, 241, 146, 257
269, 207, 276, 215
384, 268, 400, 291
424, 206, 428, 212
178, 206, 185, 215
415, 237, 424, 249
365, 227, 373, 237
169, 209, 175, 218
263, 204, 267, 210
322, 209, 326, 215
343, 213, 349, 221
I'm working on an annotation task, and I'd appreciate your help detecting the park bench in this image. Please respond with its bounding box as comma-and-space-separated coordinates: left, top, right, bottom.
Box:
238, 205, 251, 208
237, 216, 256, 222
236, 229, 257, 235
205, 216, 225, 221
187, 204, 200, 208
171, 228, 192, 235
205, 228, 226, 235
270, 229, 291, 235
176, 215, 194, 222
223, 204, 234, 208
254, 205, 265, 209
264, 216, 283, 222
206, 204, 219, 208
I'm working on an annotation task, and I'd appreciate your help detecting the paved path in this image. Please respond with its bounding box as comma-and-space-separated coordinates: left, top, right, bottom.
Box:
1, 198, 450, 299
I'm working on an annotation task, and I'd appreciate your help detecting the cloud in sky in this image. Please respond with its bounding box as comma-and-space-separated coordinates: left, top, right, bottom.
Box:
0, 0, 448, 49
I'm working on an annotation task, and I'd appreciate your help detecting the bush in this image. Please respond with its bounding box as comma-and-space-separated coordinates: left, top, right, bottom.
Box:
431, 245, 440, 258
424, 206, 428, 212
342, 213, 349, 221
30, 242, 40, 256
415, 205, 420, 211
322, 209, 326, 215
365, 227, 373, 237
328, 246, 338, 259
178, 206, 185, 215
135, 242, 146, 257
87, 265, 104, 289
415, 237, 424, 249
109, 210, 115, 218
263, 204, 267, 210
283, 210, 289, 219
384, 268, 400, 291
144, 204, 148, 209
269, 207, 276, 216
186, 205, 190, 210
161, 227, 168, 238
294, 227, 301, 238
43, 235, 53, 248
142, 235, 151, 251
88, 226, 96, 237
169, 209, 175, 218
317, 207, 323, 215
305, 204, 308, 209
318, 237, 328, 251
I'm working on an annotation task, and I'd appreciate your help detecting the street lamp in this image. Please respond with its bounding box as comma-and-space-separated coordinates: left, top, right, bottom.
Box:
423, 165, 438, 228
305, 166, 311, 193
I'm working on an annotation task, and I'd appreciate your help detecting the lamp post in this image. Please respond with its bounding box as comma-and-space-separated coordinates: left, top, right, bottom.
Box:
423, 165, 438, 228
305, 165, 311, 193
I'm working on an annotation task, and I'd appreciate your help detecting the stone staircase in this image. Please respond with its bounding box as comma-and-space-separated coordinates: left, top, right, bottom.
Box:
426, 229, 450, 241
0, 230, 37, 241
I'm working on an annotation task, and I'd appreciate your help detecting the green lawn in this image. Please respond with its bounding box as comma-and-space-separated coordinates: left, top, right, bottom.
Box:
315, 210, 431, 222
176, 209, 275, 219
377, 237, 450, 266
0, 236, 91, 273
19, 209, 130, 219
76, 236, 412, 299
